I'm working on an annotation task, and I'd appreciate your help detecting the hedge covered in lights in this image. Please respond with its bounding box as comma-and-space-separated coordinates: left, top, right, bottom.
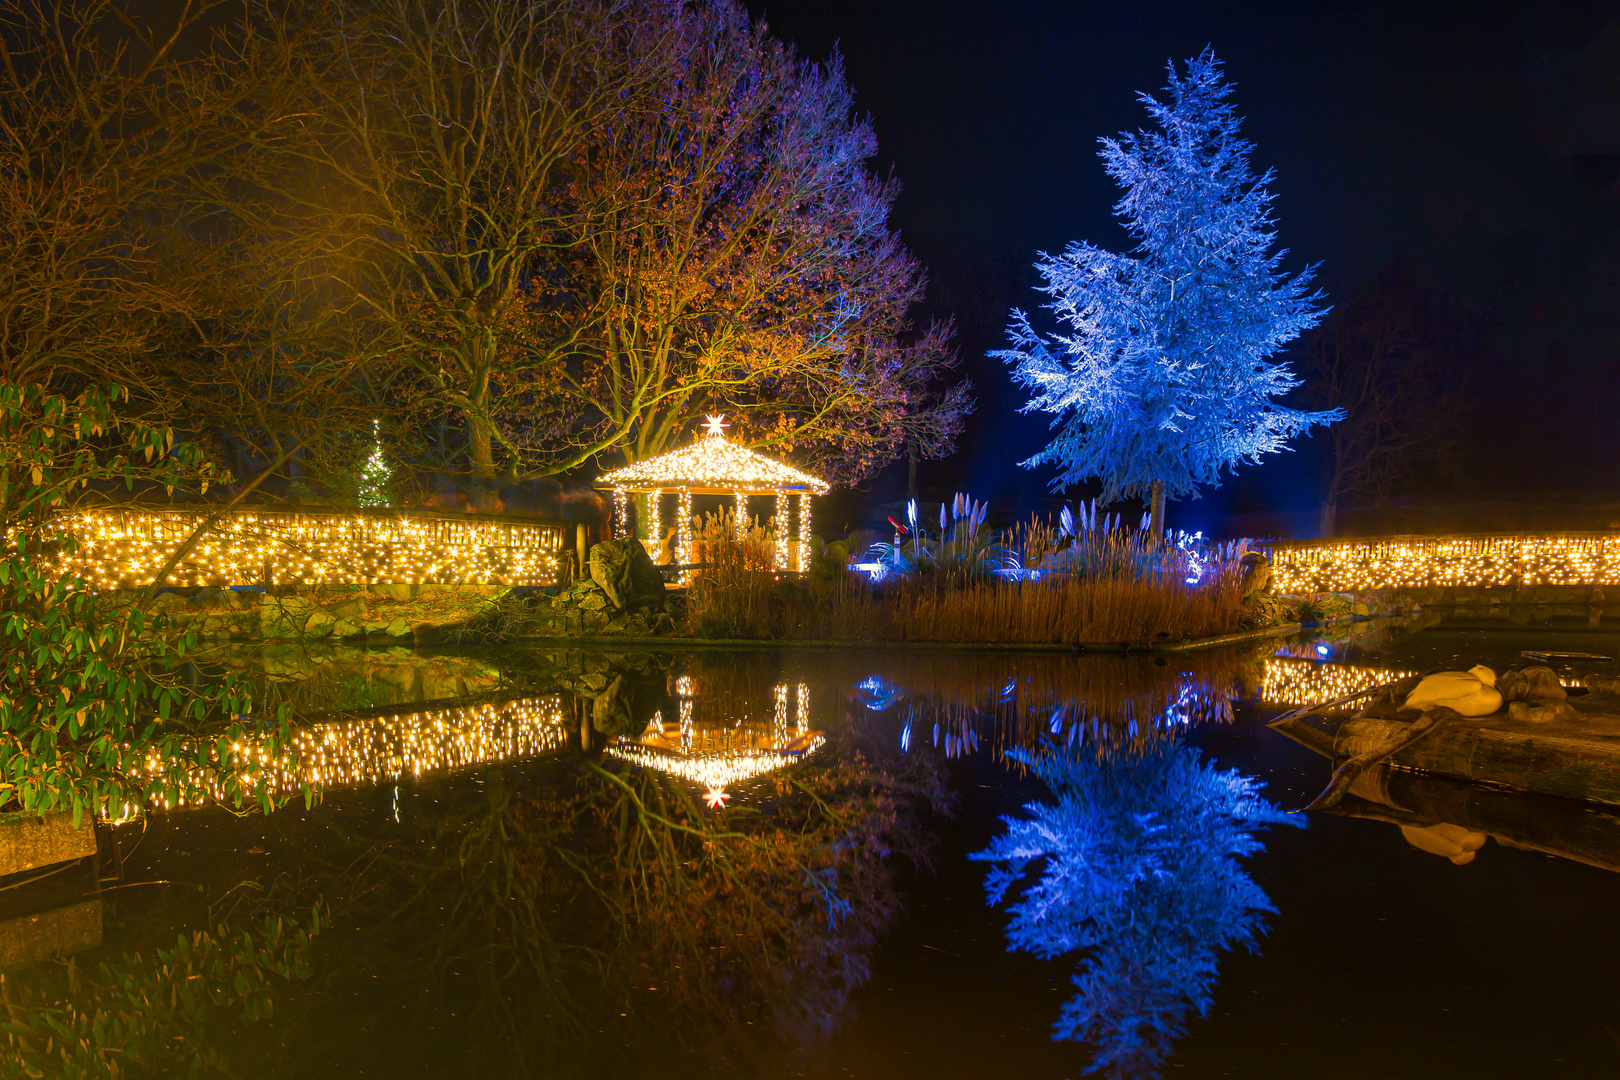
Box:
1267, 535, 1620, 594
49, 506, 567, 590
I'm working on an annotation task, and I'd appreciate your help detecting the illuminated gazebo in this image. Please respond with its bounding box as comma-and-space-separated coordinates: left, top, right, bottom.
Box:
598, 415, 830, 571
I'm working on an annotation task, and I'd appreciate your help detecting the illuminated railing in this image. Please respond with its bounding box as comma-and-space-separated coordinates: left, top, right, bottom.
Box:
1267, 534, 1620, 593
47, 506, 566, 589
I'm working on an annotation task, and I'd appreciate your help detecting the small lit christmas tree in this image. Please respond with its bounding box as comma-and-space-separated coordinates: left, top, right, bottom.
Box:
357, 420, 392, 507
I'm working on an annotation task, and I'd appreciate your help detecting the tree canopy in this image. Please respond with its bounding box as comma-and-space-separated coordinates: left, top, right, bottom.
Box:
996, 49, 1339, 538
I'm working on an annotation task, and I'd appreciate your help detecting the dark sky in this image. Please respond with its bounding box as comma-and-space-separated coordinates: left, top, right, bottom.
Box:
746, 0, 1620, 534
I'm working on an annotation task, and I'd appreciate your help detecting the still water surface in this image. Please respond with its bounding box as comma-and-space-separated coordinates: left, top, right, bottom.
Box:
8, 628, 1620, 1078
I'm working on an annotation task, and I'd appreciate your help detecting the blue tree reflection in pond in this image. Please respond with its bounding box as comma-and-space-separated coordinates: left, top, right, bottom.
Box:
972, 742, 1301, 1078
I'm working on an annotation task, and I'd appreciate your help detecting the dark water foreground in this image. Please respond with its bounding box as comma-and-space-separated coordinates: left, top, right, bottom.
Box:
5, 629, 1620, 1079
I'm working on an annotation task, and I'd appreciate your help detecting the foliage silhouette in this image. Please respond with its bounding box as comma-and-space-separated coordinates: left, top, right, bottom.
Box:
973, 742, 1300, 1077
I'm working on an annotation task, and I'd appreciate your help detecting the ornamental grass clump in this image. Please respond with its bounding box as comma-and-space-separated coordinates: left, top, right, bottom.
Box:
676, 495, 1248, 645
682, 509, 778, 638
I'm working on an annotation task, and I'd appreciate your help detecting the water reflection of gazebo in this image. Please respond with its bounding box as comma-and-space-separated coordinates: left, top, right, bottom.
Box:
598, 416, 829, 572
605, 675, 824, 790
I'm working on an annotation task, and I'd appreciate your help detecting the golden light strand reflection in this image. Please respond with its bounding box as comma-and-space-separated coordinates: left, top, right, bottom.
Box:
124, 696, 568, 814
607, 682, 821, 789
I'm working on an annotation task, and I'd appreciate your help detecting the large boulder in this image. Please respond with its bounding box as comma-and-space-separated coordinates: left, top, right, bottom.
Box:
589, 539, 666, 611
1238, 552, 1271, 601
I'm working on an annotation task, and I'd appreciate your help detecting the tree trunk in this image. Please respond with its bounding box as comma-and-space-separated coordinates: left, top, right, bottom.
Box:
906, 452, 918, 500
1148, 479, 1166, 544
1319, 468, 1342, 538
1318, 498, 1338, 539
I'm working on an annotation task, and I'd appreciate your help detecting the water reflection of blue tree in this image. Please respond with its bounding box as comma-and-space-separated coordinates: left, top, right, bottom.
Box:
972, 743, 1300, 1078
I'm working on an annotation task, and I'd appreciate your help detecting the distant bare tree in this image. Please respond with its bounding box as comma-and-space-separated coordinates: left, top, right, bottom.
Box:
1296, 266, 1477, 536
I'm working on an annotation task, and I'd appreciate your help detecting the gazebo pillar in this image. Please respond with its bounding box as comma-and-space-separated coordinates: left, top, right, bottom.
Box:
773, 493, 790, 571
677, 490, 693, 575
646, 490, 663, 560
798, 494, 812, 572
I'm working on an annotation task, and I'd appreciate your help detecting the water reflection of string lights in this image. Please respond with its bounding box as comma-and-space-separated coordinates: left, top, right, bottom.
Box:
1260, 657, 1414, 707
607, 737, 826, 790
127, 696, 568, 813
607, 682, 822, 793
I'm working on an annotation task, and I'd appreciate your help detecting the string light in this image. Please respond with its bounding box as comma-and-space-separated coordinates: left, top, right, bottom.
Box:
774, 494, 790, 571
597, 420, 829, 494
1260, 657, 1414, 707
606, 681, 822, 789
1269, 535, 1620, 593
613, 489, 629, 540
125, 696, 568, 811
798, 493, 812, 572
48, 508, 563, 589
677, 490, 693, 582
598, 419, 827, 574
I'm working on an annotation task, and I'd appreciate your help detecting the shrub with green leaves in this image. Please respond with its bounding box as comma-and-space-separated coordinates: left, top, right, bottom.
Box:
0, 904, 325, 1078
0, 382, 297, 823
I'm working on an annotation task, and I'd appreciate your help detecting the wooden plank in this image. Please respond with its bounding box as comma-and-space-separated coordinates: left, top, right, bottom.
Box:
1330, 704, 1620, 807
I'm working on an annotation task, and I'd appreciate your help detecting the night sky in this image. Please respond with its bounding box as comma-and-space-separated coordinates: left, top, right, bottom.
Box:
746, 0, 1620, 535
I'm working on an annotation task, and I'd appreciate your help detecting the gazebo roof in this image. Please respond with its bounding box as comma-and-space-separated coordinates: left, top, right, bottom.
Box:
598, 417, 830, 495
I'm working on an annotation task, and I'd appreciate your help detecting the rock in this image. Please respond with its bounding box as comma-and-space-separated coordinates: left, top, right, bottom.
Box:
384, 617, 412, 638
1508, 699, 1576, 724
369, 583, 415, 601
577, 590, 609, 612
1497, 666, 1567, 704
305, 612, 336, 638
1238, 553, 1271, 600
589, 538, 666, 611
1350, 601, 1371, 617
1585, 673, 1620, 696
332, 618, 362, 638
330, 599, 365, 619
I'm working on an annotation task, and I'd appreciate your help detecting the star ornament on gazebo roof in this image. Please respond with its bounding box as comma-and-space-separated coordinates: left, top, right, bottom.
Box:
598, 416, 830, 495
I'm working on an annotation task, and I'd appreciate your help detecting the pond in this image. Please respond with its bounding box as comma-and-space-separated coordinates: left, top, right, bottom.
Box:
6, 627, 1620, 1078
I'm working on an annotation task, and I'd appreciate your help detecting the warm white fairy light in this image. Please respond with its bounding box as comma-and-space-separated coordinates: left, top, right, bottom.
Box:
597, 419, 829, 494
1268, 535, 1620, 593
597, 418, 825, 575
608, 681, 819, 790
1260, 657, 1415, 707
774, 494, 790, 571
607, 739, 826, 789
677, 490, 694, 581
797, 493, 812, 572
613, 489, 629, 540
48, 508, 564, 589
125, 696, 568, 811
646, 492, 662, 555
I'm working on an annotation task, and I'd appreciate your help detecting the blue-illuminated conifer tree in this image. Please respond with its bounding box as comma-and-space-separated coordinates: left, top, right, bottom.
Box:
995, 49, 1341, 540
